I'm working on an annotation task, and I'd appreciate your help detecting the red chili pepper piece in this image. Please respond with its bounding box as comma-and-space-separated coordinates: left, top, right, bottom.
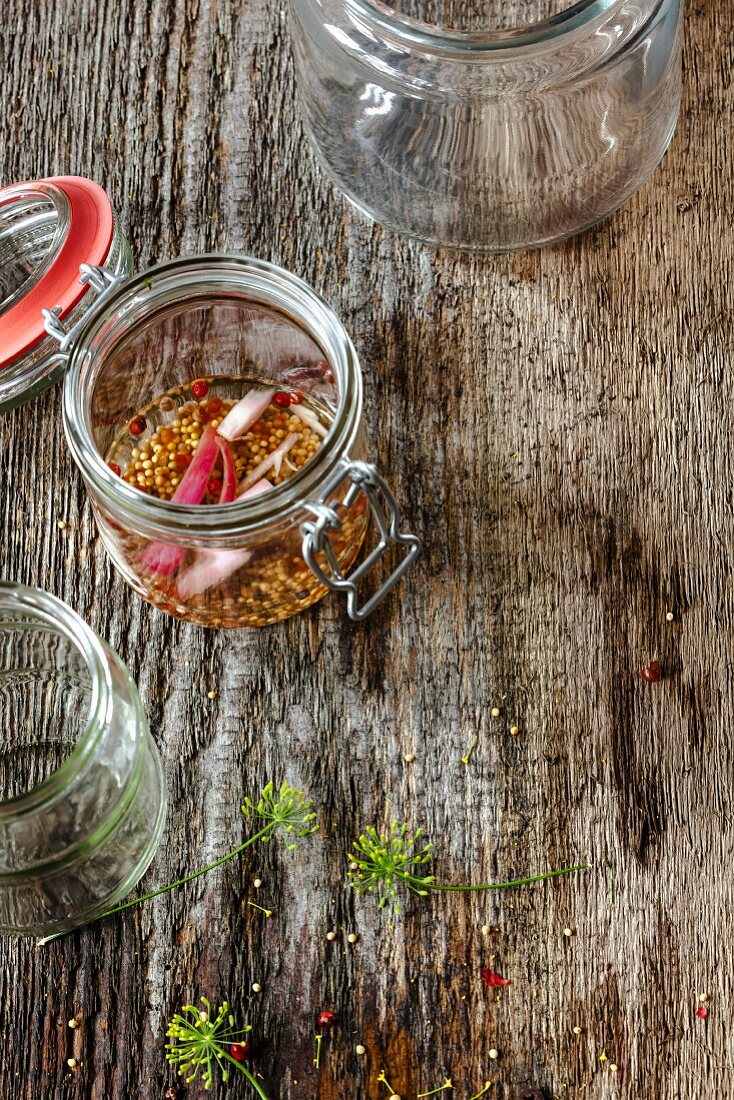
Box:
191, 379, 209, 398
208, 396, 223, 414
129, 415, 147, 436
289, 391, 304, 405
107, 462, 121, 476
481, 968, 510, 988
272, 391, 292, 409
230, 1042, 251, 1060
175, 453, 193, 471
696, 1005, 708, 1019
207, 477, 223, 497
640, 660, 662, 683
317, 1010, 337, 1030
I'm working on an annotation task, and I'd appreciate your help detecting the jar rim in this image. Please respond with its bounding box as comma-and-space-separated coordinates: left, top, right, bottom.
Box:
0, 583, 114, 821
341, 0, 627, 53
62, 254, 364, 543
0, 182, 69, 323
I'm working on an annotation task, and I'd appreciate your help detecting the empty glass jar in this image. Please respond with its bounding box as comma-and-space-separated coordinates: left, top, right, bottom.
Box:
290, 0, 683, 250
0, 584, 166, 936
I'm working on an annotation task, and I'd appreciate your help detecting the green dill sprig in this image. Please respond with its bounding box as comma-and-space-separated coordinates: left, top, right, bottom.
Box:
166, 997, 267, 1096
348, 821, 588, 911
38, 780, 317, 944
243, 780, 319, 849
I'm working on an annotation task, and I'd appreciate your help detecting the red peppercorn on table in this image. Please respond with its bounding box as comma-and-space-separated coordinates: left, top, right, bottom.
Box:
0, 3, 729, 1098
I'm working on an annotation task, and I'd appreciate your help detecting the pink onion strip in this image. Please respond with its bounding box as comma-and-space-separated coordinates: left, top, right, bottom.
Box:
176, 479, 273, 600
216, 387, 275, 441
140, 426, 220, 577
216, 436, 236, 504
238, 432, 299, 493
291, 404, 327, 438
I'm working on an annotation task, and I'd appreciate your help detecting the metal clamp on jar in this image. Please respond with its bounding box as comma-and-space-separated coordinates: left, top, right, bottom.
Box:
0, 176, 420, 628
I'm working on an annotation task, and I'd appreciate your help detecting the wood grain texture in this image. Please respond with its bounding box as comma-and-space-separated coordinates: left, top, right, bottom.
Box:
0, 1, 730, 1097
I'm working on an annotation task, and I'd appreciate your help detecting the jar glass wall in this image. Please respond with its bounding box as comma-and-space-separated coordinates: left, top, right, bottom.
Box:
290, 0, 683, 251
62, 257, 377, 628
0, 584, 166, 936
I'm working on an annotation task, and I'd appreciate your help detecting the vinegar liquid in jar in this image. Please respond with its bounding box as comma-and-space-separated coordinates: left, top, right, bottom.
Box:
104, 372, 368, 627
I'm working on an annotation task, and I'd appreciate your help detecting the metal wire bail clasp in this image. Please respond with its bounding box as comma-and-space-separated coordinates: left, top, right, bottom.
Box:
42, 264, 125, 354
301, 459, 421, 621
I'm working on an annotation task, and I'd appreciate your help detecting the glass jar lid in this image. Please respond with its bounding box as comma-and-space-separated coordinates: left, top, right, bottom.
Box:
0, 176, 131, 413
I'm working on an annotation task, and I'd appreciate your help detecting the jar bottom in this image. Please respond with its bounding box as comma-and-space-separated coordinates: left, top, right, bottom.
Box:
102, 519, 369, 628
309, 136, 679, 252
300, 69, 682, 253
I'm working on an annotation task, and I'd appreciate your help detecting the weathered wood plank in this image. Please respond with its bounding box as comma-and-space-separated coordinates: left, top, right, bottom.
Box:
0, 1, 731, 1098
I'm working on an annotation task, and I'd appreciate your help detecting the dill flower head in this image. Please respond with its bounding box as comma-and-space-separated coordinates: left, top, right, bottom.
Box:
242, 780, 318, 849
165, 997, 251, 1089
348, 822, 435, 909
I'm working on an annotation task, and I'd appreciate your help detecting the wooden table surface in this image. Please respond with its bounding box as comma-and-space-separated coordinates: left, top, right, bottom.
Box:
0, 2, 729, 1097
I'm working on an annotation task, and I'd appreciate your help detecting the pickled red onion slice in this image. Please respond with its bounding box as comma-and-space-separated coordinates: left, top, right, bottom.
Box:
216, 387, 275, 441
238, 432, 299, 493
140, 426, 219, 576
291, 404, 327, 438
176, 479, 273, 599
216, 436, 236, 504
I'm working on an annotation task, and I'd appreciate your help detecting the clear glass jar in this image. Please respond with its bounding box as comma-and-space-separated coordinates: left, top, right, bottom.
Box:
0, 178, 133, 411
290, 0, 682, 251
61, 256, 420, 628
0, 583, 166, 936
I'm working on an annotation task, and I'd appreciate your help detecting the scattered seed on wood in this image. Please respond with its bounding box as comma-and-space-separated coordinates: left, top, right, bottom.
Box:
573, 1026, 582, 1035
252, 983, 262, 993
491, 707, 500, 717
347, 933, 358, 944
326, 931, 337, 941
254, 878, 262, 888
68, 1018, 79, 1029
488, 1048, 499, 1060
67, 1058, 77, 1069
207, 690, 217, 700
563, 927, 574, 937
356, 1045, 366, 1055
666, 612, 674, 622
510, 726, 519, 736
404, 753, 416, 763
